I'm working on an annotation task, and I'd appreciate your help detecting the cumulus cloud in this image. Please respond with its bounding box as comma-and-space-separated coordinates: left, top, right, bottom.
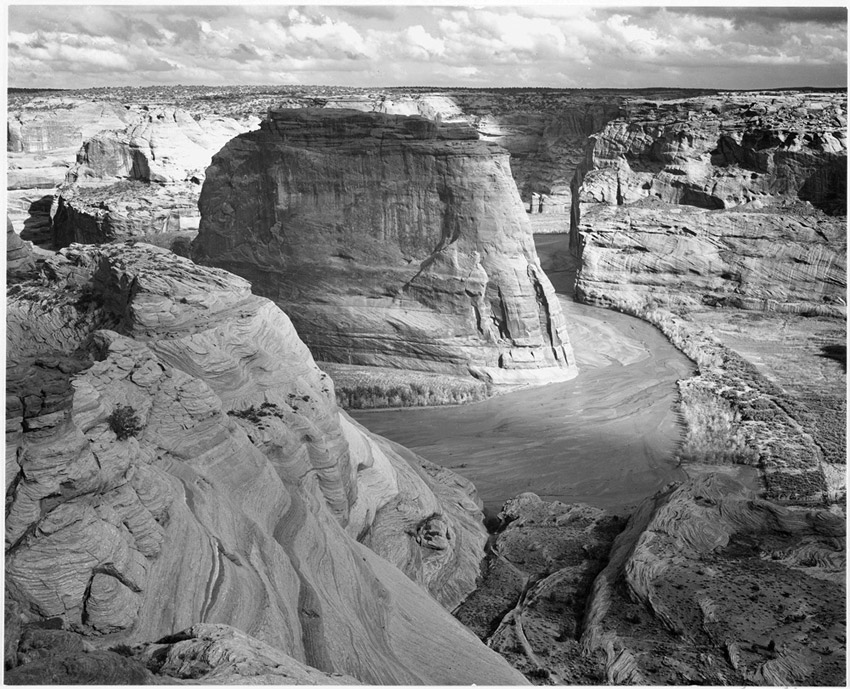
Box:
6, 5, 847, 89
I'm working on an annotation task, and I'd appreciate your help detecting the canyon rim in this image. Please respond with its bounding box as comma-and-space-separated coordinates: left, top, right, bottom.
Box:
5, 4, 847, 686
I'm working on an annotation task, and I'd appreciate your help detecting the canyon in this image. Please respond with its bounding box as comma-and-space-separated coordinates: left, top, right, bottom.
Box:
5, 85, 846, 684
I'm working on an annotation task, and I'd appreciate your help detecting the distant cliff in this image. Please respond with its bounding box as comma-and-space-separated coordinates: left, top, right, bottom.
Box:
193, 108, 577, 386
570, 90, 847, 314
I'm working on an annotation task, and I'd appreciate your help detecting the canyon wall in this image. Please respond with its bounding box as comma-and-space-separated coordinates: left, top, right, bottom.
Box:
5, 243, 525, 685
571, 90, 847, 314
193, 108, 577, 385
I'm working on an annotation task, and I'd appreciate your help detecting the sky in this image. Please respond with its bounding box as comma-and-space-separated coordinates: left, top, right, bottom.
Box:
6, 4, 848, 90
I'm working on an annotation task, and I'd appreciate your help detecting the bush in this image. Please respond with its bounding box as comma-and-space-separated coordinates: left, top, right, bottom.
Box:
108, 404, 144, 440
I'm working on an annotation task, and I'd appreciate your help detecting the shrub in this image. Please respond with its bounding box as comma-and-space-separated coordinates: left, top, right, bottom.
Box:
108, 404, 144, 440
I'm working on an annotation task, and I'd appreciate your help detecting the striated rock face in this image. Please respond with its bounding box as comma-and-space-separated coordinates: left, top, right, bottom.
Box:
194, 108, 577, 385
67, 107, 258, 186
575, 202, 847, 316
572, 91, 846, 221
50, 108, 257, 248
51, 181, 199, 249
5, 243, 525, 685
571, 90, 847, 314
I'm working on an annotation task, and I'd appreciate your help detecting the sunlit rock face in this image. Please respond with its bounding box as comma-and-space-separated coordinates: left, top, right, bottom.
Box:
571, 90, 847, 313
193, 108, 577, 385
574, 202, 847, 316
50, 108, 259, 248
5, 243, 525, 686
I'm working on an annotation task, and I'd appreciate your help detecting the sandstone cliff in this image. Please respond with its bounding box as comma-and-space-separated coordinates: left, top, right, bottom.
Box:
193, 108, 577, 385
5, 243, 525, 685
570, 90, 847, 315
575, 202, 846, 316
51, 108, 258, 248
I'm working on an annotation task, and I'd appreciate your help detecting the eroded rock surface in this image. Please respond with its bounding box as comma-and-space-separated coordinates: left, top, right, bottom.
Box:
571, 90, 847, 315
575, 201, 846, 316
582, 473, 845, 686
456, 476, 844, 686
5, 623, 361, 685
454, 494, 623, 684
193, 108, 577, 386
50, 107, 258, 248
5, 243, 525, 685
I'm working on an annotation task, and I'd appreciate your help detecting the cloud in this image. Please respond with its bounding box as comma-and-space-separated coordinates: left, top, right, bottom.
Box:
6, 5, 848, 89
664, 6, 847, 30
337, 6, 400, 22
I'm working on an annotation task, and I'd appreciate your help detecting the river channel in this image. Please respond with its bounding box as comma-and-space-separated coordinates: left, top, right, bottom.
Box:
352, 235, 695, 515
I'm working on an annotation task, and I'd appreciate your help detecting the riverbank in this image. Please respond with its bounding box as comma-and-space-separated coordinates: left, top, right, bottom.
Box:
352, 235, 694, 515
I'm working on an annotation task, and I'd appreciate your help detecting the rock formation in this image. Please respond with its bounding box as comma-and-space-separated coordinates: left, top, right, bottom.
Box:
575, 201, 847, 316
5, 623, 362, 684
7, 217, 36, 278
193, 108, 577, 385
50, 108, 258, 248
454, 477, 845, 686
581, 473, 845, 685
51, 181, 199, 249
5, 243, 526, 685
67, 107, 257, 186
570, 90, 847, 313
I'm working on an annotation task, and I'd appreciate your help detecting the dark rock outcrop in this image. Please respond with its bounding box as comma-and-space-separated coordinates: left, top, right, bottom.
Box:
193, 108, 577, 386
7, 217, 36, 278
5, 243, 526, 685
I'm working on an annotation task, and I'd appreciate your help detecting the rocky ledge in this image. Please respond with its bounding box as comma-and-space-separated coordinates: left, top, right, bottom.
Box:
5, 243, 525, 685
193, 108, 577, 386
454, 478, 844, 685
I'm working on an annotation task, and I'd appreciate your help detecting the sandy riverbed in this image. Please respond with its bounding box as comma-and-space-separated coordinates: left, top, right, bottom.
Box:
352, 235, 695, 515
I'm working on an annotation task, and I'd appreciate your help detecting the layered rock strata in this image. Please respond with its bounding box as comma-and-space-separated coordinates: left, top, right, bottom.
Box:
572, 90, 846, 222
575, 201, 846, 316
51, 107, 258, 248
193, 108, 577, 385
570, 91, 847, 311
5, 243, 525, 685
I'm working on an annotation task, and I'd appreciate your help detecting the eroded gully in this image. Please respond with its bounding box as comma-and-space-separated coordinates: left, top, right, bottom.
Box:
351, 234, 695, 516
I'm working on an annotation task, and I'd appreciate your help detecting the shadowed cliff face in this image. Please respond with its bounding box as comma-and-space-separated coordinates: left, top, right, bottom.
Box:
193, 108, 577, 385
5, 244, 526, 685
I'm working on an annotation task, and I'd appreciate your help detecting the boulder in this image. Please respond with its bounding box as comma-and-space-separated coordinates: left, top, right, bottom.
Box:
193, 108, 577, 385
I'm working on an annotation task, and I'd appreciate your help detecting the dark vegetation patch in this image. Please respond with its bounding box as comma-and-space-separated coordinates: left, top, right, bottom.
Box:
108, 404, 144, 440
